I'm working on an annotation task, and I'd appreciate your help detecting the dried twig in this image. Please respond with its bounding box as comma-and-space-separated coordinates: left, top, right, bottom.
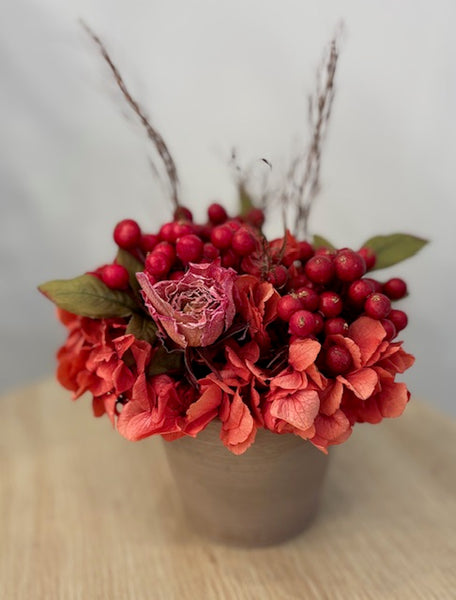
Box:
291, 30, 341, 239
81, 21, 180, 209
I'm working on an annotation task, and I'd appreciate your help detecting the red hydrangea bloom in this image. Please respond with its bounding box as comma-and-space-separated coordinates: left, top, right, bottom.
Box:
309, 410, 353, 452
184, 340, 266, 454
56, 309, 151, 423
233, 274, 280, 349
264, 338, 322, 440
318, 317, 414, 421
116, 374, 197, 441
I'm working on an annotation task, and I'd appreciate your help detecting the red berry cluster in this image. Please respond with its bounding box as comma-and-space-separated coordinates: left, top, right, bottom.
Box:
278, 248, 408, 341
102, 204, 409, 375
105, 204, 265, 286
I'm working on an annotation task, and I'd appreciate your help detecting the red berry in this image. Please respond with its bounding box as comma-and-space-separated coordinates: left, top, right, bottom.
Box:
364, 293, 391, 319
315, 247, 335, 258
145, 252, 171, 277
305, 256, 335, 285
313, 312, 325, 334
101, 264, 129, 290
319, 291, 343, 318
324, 317, 349, 336
208, 203, 228, 224
325, 345, 353, 375
176, 234, 203, 263
173, 222, 194, 239
358, 247, 377, 271
195, 224, 212, 241
267, 265, 288, 288
288, 271, 310, 291
381, 318, 397, 341
277, 295, 303, 321
154, 241, 176, 263
226, 219, 242, 231
296, 287, 319, 311
210, 225, 233, 249
159, 222, 178, 243
348, 279, 375, 307
298, 241, 314, 262
203, 243, 220, 260
221, 248, 239, 268
334, 250, 366, 282
113, 219, 141, 249
288, 310, 316, 337
173, 206, 193, 222
363, 278, 383, 293
231, 228, 257, 256
246, 208, 265, 228
140, 233, 159, 252
383, 278, 408, 300
389, 309, 408, 332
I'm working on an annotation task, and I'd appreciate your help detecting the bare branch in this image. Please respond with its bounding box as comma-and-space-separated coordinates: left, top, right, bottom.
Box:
81, 21, 180, 209
290, 30, 342, 239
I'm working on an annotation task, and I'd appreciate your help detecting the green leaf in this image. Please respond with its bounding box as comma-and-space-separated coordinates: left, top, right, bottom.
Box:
38, 274, 138, 318
116, 249, 144, 295
148, 345, 184, 376
313, 234, 335, 250
126, 314, 158, 344
363, 233, 429, 270
238, 181, 255, 216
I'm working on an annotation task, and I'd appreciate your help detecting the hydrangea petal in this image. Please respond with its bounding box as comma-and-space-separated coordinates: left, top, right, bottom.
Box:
348, 317, 386, 364
319, 380, 344, 416
378, 381, 410, 418
270, 389, 320, 432
338, 367, 378, 400
220, 391, 256, 454
184, 384, 222, 436
288, 338, 321, 372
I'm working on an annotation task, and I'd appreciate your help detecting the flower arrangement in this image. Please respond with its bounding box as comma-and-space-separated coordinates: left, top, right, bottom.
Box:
39, 28, 427, 456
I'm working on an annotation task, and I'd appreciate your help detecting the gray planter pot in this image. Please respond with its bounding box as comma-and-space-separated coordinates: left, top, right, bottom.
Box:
163, 421, 330, 546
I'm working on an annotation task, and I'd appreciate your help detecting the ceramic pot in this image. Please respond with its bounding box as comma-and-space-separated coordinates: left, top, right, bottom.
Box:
163, 421, 329, 546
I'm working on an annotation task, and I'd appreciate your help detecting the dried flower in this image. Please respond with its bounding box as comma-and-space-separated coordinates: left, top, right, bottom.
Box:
137, 262, 236, 348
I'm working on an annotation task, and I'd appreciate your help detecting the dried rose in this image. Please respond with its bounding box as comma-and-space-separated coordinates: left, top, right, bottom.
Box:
137, 262, 236, 348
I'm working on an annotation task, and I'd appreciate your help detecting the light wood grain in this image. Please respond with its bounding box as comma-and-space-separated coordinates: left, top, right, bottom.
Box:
1, 378, 455, 600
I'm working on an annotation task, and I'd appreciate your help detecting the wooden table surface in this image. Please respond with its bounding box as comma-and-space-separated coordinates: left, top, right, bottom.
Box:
1, 378, 455, 600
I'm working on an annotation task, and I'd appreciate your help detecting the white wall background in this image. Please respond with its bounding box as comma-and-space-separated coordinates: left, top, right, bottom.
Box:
1, 0, 454, 415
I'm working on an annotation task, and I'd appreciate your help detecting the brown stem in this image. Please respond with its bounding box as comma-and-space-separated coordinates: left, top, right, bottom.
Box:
81, 21, 181, 209
288, 29, 341, 239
